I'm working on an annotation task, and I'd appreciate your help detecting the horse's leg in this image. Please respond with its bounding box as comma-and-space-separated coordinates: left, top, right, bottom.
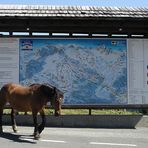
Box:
0, 100, 6, 133
38, 109, 46, 134
11, 108, 18, 133
0, 108, 3, 133
32, 111, 40, 140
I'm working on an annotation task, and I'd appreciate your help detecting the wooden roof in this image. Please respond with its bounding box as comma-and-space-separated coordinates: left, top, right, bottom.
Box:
0, 5, 148, 18
0, 5, 148, 37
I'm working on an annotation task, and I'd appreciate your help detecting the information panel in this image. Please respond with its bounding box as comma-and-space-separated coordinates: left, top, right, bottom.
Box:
128, 39, 148, 104
19, 39, 127, 104
0, 38, 19, 87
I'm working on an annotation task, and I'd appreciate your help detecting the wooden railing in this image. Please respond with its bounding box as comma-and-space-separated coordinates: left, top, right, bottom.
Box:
61, 104, 148, 115
4, 104, 148, 115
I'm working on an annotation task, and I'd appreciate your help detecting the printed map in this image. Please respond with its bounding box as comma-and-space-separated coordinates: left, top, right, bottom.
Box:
19, 39, 127, 104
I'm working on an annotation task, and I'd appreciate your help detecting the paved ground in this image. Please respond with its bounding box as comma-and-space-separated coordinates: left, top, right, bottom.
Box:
0, 126, 148, 148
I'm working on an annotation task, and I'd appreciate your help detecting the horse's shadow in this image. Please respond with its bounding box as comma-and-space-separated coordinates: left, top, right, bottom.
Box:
0, 132, 37, 144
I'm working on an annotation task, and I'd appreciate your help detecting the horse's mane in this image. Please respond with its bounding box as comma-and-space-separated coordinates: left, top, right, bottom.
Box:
43, 83, 55, 89
29, 83, 64, 95
43, 83, 64, 95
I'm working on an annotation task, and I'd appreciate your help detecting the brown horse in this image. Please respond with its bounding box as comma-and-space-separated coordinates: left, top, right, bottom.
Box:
0, 83, 63, 139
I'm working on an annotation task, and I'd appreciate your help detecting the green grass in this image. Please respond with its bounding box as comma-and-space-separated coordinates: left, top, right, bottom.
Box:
3, 109, 141, 115
61, 109, 141, 115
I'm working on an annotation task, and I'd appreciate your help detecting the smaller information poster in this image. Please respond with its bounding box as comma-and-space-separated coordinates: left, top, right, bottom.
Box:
0, 38, 19, 87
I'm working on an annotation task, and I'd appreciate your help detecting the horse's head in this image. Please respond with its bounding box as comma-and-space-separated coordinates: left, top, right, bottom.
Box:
52, 87, 64, 116
40, 84, 63, 116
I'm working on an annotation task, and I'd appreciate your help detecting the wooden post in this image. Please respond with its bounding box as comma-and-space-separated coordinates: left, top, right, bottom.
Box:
89, 109, 91, 115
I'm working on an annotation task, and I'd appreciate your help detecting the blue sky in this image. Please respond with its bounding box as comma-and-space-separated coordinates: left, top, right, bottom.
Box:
0, 0, 147, 7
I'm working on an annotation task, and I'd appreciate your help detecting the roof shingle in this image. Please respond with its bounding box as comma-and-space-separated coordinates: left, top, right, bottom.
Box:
0, 5, 147, 18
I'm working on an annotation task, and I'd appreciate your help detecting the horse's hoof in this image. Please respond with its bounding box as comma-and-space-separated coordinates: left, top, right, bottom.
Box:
0, 130, 3, 134
38, 125, 44, 134
34, 132, 40, 140
0, 127, 3, 133
34, 135, 40, 140
13, 129, 18, 133
12, 125, 18, 133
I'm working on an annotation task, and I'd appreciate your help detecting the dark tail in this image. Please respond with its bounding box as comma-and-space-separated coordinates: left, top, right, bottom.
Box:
0, 86, 7, 108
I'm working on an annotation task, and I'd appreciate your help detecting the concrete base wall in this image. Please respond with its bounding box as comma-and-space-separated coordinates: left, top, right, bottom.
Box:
2, 114, 148, 128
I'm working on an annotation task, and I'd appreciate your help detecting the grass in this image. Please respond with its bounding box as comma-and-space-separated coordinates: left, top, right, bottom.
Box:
61, 109, 141, 115
3, 109, 141, 115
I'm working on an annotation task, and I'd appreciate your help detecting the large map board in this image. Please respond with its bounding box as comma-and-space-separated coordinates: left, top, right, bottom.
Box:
0, 38, 147, 105
19, 39, 127, 104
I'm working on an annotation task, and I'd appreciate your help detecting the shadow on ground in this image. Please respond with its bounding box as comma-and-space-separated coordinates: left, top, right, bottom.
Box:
0, 132, 37, 144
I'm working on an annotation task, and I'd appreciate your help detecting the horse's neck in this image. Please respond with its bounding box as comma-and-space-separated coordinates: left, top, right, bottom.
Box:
44, 96, 51, 105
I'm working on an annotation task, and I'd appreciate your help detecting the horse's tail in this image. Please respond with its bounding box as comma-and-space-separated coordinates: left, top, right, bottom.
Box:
0, 85, 7, 107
